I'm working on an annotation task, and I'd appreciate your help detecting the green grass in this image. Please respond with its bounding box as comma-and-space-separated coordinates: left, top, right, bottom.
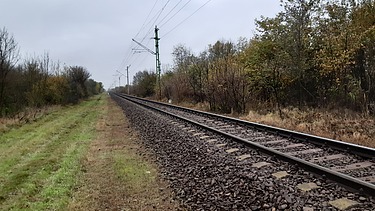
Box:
113, 151, 157, 193
0, 95, 105, 210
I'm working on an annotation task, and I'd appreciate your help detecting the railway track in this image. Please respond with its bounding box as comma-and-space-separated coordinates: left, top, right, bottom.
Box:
112, 92, 375, 198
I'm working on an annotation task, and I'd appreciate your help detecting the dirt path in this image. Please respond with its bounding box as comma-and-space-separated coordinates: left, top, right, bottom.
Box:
69, 96, 180, 210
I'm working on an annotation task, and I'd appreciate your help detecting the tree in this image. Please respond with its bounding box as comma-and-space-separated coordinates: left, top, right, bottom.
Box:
0, 27, 19, 115
206, 40, 248, 113
133, 70, 157, 97
190, 51, 209, 103
171, 45, 196, 102
351, 0, 375, 113
85, 79, 104, 96
156, 0, 375, 116
244, 37, 290, 116
45, 75, 69, 104
250, 16, 291, 113
280, 0, 321, 105
67, 66, 91, 102
24, 58, 46, 107
160, 70, 174, 100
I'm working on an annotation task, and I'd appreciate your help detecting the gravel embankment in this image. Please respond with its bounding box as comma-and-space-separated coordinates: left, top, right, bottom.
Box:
112, 95, 375, 211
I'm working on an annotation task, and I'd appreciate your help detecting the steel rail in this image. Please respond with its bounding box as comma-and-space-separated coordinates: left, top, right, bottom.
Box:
112, 92, 375, 196
116, 93, 375, 159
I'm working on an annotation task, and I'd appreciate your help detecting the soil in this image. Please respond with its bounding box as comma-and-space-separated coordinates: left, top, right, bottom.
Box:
69, 96, 180, 210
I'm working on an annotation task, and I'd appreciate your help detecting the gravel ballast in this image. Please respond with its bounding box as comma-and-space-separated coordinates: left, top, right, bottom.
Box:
112, 95, 375, 210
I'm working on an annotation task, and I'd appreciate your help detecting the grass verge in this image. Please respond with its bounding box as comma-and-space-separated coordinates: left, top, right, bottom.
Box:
0, 95, 105, 210
68, 95, 179, 210
114, 152, 157, 192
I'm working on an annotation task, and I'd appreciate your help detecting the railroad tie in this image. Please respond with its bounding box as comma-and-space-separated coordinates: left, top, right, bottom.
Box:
309, 154, 346, 163
225, 148, 239, 153
250, 136, 269, 142
216, 143, 227, 147
329, 198, 359, 210
206, 139, 218, 143
236, 154, 251, 161
359, 176, 375, 184
272, 171, 289, 179
296, 182, 319, 192
285, 148, 322, 156
330, 161, 374, 172
271, 143, 305, 150
251, 161, 271, 168
262, 139, 288, 145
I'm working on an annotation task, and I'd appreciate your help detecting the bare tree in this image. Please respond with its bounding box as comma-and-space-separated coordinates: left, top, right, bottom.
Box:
0, 27, 19, 115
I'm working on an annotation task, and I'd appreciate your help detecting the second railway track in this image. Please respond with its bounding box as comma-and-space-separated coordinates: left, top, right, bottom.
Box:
111, 92, 375, 209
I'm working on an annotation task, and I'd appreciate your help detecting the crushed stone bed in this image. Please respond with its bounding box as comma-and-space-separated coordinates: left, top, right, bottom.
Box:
112, 95, 375, 210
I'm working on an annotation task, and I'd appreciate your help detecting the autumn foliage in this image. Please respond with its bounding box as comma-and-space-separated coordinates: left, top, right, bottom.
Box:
132, 0, 375, 115
0, 28, 103, 116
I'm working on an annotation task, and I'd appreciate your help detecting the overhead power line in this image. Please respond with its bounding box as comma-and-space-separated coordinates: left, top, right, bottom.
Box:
141, 0, 171, 42
132, 26, 162, 99
157, 0, 186, 27
118, 0, 211, 79
117, 0, 160, 72
162, 0, 212, 38
135, 0, 159, 38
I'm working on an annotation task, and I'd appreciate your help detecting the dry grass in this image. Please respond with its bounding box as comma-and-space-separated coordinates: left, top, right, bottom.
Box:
171, 100, 375, 148
242, 107, 375, 148
177, 101, 211, 112
0, 106, 60, 133
69, 95, 180, 210
158, 97, 211, 112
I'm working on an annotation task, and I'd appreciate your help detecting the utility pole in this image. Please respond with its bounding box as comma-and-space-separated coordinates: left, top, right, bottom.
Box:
126, 65, 131, 95
116, 70, 125, 91
154, 26, 161, 99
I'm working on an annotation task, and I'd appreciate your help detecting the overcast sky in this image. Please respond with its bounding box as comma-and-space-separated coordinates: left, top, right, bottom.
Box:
1, 0, 282, 89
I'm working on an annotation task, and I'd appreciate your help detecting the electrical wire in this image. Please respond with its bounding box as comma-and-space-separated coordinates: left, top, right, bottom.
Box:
139, 8, 163, 41
135, 0, 159, 38
117, 0, 160, 72
141, 0, 171, 42
157, 0, 184, 27
130, 0, 173, 72
118, 0, 206, 81
159, 0, 192, 28
162, 0, 212, 38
